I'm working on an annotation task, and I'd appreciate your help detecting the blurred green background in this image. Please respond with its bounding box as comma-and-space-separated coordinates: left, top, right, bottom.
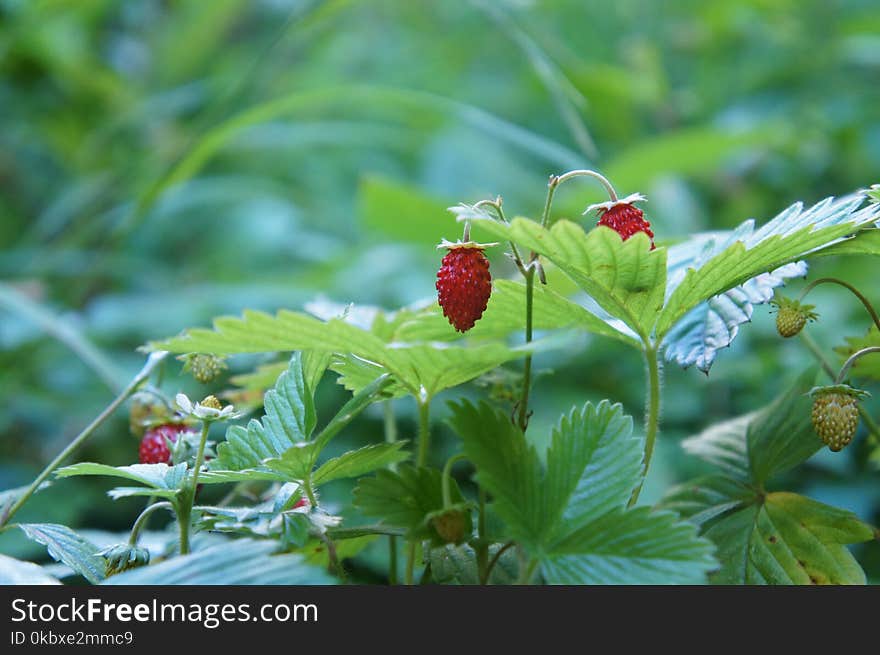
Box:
1, 0, 879, 581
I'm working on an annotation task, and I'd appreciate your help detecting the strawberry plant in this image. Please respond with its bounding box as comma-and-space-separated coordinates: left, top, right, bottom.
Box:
2, 168, 879, 586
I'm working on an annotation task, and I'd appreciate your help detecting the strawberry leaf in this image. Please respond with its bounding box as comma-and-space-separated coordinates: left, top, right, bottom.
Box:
16, 523, 106, 584
448, 400, 716, 583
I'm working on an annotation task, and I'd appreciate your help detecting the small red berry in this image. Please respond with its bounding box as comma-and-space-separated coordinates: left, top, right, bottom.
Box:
138, 423, 188, 464
436, 242, 493, 333
588, 193, 655, 249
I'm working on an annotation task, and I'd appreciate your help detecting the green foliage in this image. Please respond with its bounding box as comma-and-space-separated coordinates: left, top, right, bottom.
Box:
429, 543, 518, 585
835, 326, 880, 382
353, 465, 466, 540
102, 539, 335, 585
448, 400, 716, 583
0, 554, 62, 585
55, 463, 188, 500
16, 523, 106, 584
661, 368, 874, 584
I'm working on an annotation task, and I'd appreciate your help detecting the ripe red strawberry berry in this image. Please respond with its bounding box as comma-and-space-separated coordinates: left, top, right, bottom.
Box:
809, 385, 869, 452
139, 423, 188, 464
587, 193, 655, 249
436, 241, 493, 332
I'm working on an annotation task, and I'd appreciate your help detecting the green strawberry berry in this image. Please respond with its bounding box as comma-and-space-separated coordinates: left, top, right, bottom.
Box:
770, 296, 818, 338
809, 384, 870, 452
426, 504, 472, 545
179, 353, 228, 384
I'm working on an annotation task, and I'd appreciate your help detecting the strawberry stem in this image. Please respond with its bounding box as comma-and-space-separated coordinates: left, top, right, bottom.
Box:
540, 169, 619, 230
799, 277, 880, 332
383, 400, 399, 585
128, 501, 174, 546
836, 346, 880, 384
516, 267, 536, 432
0, 351, 168, 529
628, 345, 662, 507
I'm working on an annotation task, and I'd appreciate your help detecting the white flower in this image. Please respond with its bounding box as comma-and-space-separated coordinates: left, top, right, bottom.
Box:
175, 393, 242, 422
583, 192, 647, 215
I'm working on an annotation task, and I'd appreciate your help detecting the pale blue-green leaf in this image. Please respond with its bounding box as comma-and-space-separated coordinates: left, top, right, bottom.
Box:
17, 523, 106, 584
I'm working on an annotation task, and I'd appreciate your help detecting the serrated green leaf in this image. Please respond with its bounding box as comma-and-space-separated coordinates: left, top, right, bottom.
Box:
330, 354, 410, 398
680, 368, 821, 484
311, 442, 410, 485
151, 307, 539, 397
702, 493, 872, 585
746, 367, 820, 483
835, 326, 880, 382
813, 228, 880, 258
394, 280, 638, 347
17, 523, 106, 584
449, 400, 715, 582
468, 217, 666, 340
263, 442, 323, 480
542, 507, 716, 584
102, 539, 334, 585
660, 476, 756, 527
214, 354, 315, 470
352, 465, 464, 539
449, 399, 641, 552
429, 543, 518, 585
0, 554, 63, 585
657, 194, 880, 339
55, 462, 188, 491
107, 487, 180, 500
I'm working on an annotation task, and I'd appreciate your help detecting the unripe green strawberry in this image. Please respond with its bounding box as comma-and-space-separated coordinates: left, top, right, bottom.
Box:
770, 296, 817, 338
426, 504, 472, 545
179, 353, 227, 384
98, 543, 150, 576
809, 385, 869, 452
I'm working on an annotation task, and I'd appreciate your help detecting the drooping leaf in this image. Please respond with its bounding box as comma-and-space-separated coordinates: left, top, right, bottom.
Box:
17, 523, 106, 584
0, 554, 62, 585
663, 262, 807, 372
102, 539, 334, 585
657, 194, 880, 339
352, 465, 465, 540
55, 462, 188, 491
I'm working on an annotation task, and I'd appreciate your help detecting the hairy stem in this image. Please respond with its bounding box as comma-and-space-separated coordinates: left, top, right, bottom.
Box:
178, 421, 210, 555
383, 400, 399, 585
836, 346, 880, 384
0, 352, 168, 528
128, 502, 174, 546
406, 398, 432, 584
539, 169, 619, 231
441, 454, 468, 508
799, 277, 880, 332
628, 346, 662, 507
476, 487, 489, 584
517, 268, 536, 432
484, 541, 515, 584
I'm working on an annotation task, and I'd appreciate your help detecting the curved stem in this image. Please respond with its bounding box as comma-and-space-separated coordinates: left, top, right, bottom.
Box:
484, 541, 515, 584
517, 558, 539, 585
516, 268, 536, 432
799, 277, 880, 333
178, 421, 210, 555
128, 502, 174, 546
800, 332, 880, 446
836, 346, 880, 384
474, 198, 528, 274
441, 454, 468, 508
540, 169, 618, 230
628, 346, 662, 508
0, 352, 168, 528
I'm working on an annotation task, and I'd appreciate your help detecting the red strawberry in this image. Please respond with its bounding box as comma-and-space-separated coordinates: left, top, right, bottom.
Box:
436, 241, 493, 332
138, 423, 188, 464
588, 193, 655, 249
